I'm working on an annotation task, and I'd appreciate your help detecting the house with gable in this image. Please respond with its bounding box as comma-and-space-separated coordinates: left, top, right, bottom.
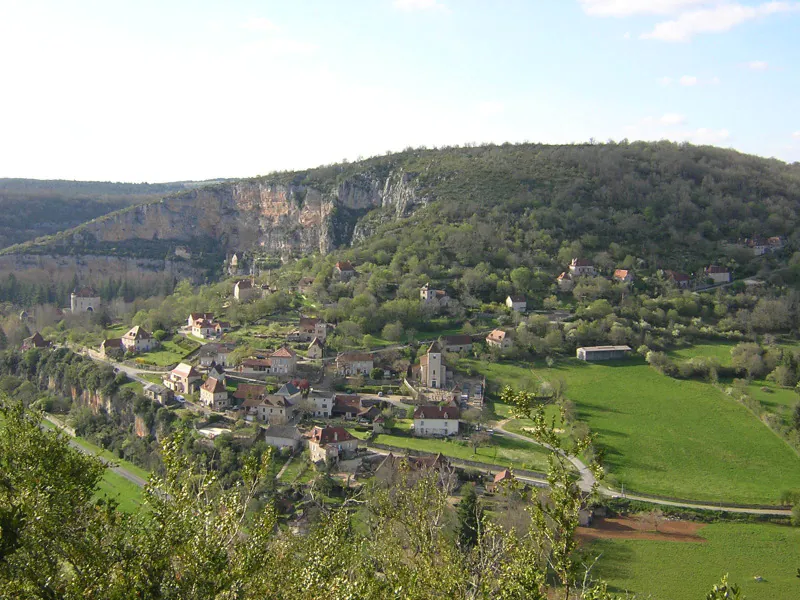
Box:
143, 383, 174, 405
704, 265, 731, 284
99, 337, 123, 357
569, 258, 596, 277
163, 363, 202, 394
334, 261, 356, 281
485, 329, 513, 351
22, 332, 51, 351
200, 377, 230, 411
234, 279, 261, 302
613, 269, 633, 283
121, 326, 158, 353
198, 343, 236, 368
442, 334, 473, 353
336, 352, 374, 376
413, 405, 460, 438
256, 395, 294, 424
187, 312, 214, 328
308, 426, 358, 463
663, 270, 691, 289
420, 283, 450, 306
270, 346, 297, 375
505, 295, 527, 312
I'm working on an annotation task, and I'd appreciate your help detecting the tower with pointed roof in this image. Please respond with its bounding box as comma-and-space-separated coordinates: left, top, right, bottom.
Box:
420, 341, 445, 389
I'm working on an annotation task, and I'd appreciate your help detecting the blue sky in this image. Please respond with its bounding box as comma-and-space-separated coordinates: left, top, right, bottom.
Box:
0, 0, 798, 182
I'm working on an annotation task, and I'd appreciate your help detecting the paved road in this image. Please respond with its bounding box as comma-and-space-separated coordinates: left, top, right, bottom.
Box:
493, 423, 792, 516
42, 415, 149, 489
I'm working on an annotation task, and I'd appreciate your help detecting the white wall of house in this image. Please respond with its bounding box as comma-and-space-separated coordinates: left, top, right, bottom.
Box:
413, 418, 459, 437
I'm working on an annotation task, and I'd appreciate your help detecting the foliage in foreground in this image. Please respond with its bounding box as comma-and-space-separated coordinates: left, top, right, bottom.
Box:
0, 399, 742, 599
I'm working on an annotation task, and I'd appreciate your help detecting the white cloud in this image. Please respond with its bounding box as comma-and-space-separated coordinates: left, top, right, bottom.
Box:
680, 75, 698, 86
660, 113, 686, 125
658, 76, 673, 86
793, 131, 800, 139
689, 127, 730, 143
641, 2, 800, 42
623, 31, 631, 38
241, 17, 279, 32
744, 60, 770, 70
393, 0, 449, 12
579, 0, 710, 16
477, 101, 505, 117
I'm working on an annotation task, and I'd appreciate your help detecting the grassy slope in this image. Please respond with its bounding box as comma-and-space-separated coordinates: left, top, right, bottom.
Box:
94, 470, 144, 513
542, 358, 800, 504
373, 430, 550, 472
458, 355, 800, 503
589, 522, 800, 600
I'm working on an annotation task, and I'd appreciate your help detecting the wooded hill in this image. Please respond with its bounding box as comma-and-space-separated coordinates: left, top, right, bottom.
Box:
6, 142, 800, 286
0, 178, 208, 250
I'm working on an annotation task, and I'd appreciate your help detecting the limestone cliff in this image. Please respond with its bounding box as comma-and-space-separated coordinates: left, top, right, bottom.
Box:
12, 168, 428, 263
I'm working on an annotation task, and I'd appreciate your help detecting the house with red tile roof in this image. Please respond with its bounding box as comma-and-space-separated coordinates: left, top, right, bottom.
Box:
413, 405, 460, 437
270, 346, 297, 375
308, 426, 358, 463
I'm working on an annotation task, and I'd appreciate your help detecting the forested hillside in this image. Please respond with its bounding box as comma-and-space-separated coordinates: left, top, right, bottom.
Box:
0, 179, 195, 250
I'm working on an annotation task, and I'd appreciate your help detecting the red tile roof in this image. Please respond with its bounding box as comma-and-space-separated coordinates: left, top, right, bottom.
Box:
271, 346, 297, 359
310, 426, 355, 445
201, 377, 226, 394
233, 383, 267, 400
335, 261, 355, 272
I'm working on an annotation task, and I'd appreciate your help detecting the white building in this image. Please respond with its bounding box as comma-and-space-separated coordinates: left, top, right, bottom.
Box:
413, 405, 460, 438
569, 258, 596, 277
121, 326, 158, 353
704, 265, 731, 284
270, 346, 297, 375
420, 341, 445, 389
505, 295, 527, 312
199, 377, 229, 411
485, 329, 513, 351
336, 352, 374, 376
70, 287, 101, 313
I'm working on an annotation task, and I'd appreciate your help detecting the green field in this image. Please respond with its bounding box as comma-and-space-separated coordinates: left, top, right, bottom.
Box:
669, 342, 736, 365
589, 522, 800, 600
134, 337, 199, 367
373, 430, 551, 472
95, 470, 144, 512
460, 357, 800, 504
544, 359, 800, 503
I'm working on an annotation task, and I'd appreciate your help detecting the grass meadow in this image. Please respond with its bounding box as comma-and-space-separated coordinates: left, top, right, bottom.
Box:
461, 356, 800, 504
373, 429, 551, 472
588, 522, 800, 600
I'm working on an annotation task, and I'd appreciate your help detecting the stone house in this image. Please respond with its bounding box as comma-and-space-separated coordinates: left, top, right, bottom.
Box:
704, 265, 731, 284
419, 341, 445, 389
332, 394, 361, 420
234, 279, 261, 302
485, 329, 513, 350
121, 326, 158, 353
305, 389, 334, 418
200, 377, 230, 411
569, 258, 596, 277
143, 383, 174, 405
487, 469, 515, 493
307, 337, 324, 360
270, 346, 297, 375
663, 270, 691, 289
505, 295, 527, 312
22, 332, 51, 351
187, 312, 214, 328
70, 287, 101, 313
163, 363, 201, 394
334, 261, 356, 281
256, 395, 294, 424
263, 425, 301, 451
198, 343, 236, 367
413, 405, 460, 437
99, 338, 123, 357
295, 317, 328, 342
336, 352, 374, 376
442, 334, 473, 353
308, 426, 358, 463
238, 358, 271, 374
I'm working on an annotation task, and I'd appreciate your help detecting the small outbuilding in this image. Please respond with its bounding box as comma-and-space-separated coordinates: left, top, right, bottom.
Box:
576, 345, 632, 361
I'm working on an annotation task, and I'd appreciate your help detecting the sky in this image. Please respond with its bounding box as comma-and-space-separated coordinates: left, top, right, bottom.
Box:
0, 0, 798, 182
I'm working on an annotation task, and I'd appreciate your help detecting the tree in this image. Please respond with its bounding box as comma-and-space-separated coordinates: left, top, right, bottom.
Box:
370, 367, 383, 380
469, 431, 491, 454
705, 574, 744, 600
456, 484, 483, 550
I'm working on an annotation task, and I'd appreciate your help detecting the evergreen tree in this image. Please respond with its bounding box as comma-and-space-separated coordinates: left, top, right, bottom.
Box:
456, 483, 483, 550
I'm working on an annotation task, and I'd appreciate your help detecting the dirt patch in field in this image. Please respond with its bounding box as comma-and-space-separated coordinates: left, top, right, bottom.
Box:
577, 516, 707, 543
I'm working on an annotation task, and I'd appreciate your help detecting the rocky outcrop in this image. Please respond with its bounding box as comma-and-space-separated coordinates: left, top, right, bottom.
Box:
7, 169, 429, 264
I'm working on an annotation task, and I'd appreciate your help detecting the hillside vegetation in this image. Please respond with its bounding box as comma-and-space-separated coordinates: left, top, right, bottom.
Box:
0, 178, 201, 251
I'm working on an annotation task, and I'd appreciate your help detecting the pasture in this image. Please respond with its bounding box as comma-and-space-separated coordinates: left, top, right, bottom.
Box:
588, 522, 800, 600
461, 357, 800, 504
